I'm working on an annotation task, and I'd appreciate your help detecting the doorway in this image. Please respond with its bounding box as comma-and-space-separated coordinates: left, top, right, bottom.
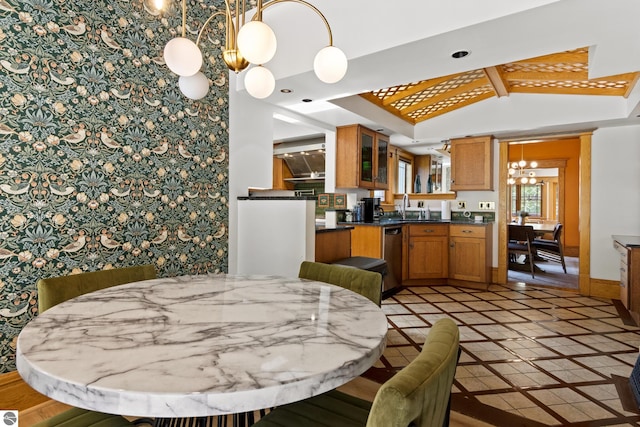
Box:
497, 133, 592, 295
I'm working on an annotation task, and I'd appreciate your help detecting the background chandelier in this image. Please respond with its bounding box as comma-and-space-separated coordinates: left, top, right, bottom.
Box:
507, 145, 537, 185
158, 0, 348, 100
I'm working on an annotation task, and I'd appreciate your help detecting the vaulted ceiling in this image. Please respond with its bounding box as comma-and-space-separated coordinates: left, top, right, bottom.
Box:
359, 48, 640, 125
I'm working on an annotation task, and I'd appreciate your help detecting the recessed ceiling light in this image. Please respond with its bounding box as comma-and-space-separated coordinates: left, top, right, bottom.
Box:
451, 50, 470, 59
280, 89, 292, 93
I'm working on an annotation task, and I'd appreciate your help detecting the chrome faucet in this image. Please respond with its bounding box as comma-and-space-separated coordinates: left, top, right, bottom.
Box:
401, 193, 409, 219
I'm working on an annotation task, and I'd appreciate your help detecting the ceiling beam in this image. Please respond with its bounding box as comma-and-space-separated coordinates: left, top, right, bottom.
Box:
504, 70, 590, 81
484, 67, 509, 97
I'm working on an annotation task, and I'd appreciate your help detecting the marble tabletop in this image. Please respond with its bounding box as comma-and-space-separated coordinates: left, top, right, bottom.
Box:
17, 274, 388, 418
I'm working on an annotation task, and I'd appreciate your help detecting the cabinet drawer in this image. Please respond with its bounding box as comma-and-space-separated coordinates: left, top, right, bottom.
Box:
449, 225, 486, 238
409, 224, 448, 237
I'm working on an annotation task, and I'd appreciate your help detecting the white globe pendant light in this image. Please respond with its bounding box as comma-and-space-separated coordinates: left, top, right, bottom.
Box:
313, 46, 348, 83
164, 37, 203, 77
244, 66, 275, 99
237, 21, 277, 65
179, 72, 209, 100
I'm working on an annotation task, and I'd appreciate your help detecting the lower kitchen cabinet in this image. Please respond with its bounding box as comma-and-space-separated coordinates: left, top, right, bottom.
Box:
315, 228, 352, 264
406, 224, 448, 279
449, 223, 493, 283
613, 236, 640, 322
350, 225, 383, 258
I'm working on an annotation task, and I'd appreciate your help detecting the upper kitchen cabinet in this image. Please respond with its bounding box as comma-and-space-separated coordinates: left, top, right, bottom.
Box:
450, 136, 494, 191
336, 124, 389, 190
272, 157, 294, 190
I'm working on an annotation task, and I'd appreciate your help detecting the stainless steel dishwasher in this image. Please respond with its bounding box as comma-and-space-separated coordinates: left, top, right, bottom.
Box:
383, 226, 403, 295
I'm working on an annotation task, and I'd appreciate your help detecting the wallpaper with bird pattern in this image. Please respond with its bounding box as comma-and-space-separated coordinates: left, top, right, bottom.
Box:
0, 0, 230, 373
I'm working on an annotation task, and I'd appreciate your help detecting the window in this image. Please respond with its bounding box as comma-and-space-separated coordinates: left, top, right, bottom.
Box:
510, 184, 542, 217
397, 158, 412, 194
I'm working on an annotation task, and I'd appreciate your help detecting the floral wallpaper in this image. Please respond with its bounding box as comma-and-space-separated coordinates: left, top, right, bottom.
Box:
0, 0, 230, 373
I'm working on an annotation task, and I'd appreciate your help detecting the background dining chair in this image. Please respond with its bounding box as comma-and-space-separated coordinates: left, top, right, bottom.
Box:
299, 261, 382, 306
37, 264, 157, 313
252, 318, 460, 427
532, 223, 567, 273
32, 264, 157, 427
508, 224, 537, 278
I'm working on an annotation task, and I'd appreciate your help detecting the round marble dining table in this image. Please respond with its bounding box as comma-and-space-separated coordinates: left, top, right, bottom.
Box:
17, 274, 388, 418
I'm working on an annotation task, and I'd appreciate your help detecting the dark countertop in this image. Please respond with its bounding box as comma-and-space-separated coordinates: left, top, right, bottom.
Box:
238, 196, 317, 200
338, 219, 493, 227
613, 235, 640, 248
316, 225, 354, 233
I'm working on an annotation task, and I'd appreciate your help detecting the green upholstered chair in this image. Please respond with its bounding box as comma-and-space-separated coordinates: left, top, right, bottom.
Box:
33, 407, 145, 427
253, 318, 460, 427
33, 265, 157, 427
37, 264, 157, 313
298, 261, 382, 307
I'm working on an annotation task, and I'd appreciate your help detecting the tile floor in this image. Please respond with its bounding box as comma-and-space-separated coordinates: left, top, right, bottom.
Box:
364, 283, 640, 426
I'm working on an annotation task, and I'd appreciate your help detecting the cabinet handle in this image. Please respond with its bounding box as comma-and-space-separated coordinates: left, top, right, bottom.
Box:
462, 230, 473, 233
423, 229, 434, 233
450, 243, 455, 248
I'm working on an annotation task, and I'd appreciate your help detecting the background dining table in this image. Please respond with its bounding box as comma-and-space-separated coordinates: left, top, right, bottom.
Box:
16, 274, 388, 419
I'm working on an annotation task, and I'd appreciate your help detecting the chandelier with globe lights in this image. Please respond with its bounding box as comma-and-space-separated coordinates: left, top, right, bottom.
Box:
156, 0, 348, 100
507, 144, 538, 185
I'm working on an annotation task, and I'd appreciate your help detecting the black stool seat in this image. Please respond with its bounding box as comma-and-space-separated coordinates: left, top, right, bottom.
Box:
333, 256, 387, 275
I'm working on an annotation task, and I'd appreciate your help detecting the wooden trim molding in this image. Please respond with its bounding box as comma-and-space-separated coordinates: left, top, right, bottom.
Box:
497, 131, 594, 295
579, 132, 592, 295
589, 278, 620, 300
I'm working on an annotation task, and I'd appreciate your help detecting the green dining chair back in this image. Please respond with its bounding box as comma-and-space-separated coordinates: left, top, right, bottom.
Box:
253, 318, 460, 427
37, 264, 157, 313
298, 261, 382, 306
33, 265, 157, 427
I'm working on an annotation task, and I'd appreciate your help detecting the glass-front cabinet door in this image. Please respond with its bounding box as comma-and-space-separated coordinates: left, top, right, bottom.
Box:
375, 134, 389, 188
359, 127, 375, 186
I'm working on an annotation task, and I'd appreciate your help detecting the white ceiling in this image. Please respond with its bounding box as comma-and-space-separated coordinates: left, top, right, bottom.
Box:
239, 0, 640, 154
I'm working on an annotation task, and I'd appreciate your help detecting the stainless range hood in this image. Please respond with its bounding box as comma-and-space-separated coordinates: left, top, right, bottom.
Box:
273, 138, 325, 180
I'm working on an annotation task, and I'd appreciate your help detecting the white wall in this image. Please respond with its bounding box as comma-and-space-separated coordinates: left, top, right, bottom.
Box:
237, 199, 316, 277
229, 75, 275, 274
590, 125, 640, 280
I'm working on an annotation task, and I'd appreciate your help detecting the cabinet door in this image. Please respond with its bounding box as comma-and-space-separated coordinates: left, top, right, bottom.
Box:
450, 136, 494, 191
359, 127, 376, 188
408, 236, 448, 279
375, 134, 389, 189
449, 236, 486, 282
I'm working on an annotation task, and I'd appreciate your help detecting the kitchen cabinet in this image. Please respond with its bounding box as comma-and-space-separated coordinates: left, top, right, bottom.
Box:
450, 136, 494, 191
315, 228, 351, 263
272, 157, 294, 190
406, 224, 448, 279
336, 124, 389, 190
449, 223, 493, 283
613, 236, 640, 322
350, 224, 384, 258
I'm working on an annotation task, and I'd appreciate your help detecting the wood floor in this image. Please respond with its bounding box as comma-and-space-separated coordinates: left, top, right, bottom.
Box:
508, 255, 578, 290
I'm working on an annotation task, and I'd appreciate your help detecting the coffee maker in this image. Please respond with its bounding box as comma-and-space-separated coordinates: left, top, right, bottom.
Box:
362, 197, 381, 222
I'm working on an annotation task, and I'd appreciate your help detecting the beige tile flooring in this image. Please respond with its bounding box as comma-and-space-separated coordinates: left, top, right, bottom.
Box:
363, 283, 640, 426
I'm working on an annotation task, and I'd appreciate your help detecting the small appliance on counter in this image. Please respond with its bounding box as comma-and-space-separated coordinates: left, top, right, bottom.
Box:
362, 197, 381, 222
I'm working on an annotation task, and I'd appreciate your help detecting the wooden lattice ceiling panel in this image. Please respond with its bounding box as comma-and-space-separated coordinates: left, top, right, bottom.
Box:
360, 47, 640, 124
